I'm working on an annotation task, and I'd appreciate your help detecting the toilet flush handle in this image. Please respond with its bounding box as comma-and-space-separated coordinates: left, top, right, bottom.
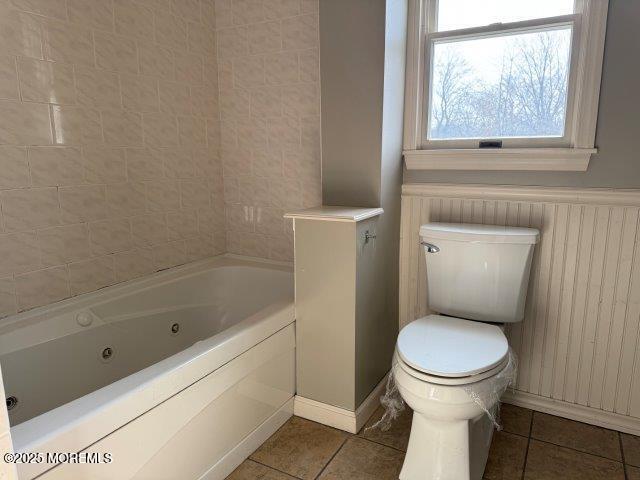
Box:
420, 241, 440, 253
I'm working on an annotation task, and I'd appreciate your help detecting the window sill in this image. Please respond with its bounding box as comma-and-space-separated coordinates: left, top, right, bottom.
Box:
403, 147, 596, 171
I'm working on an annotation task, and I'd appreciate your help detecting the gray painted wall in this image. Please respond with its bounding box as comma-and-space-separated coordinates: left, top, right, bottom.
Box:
320, 0, 406, 405
404, 0, 640, 188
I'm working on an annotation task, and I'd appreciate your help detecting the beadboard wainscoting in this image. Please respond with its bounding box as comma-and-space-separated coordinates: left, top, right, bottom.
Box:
399, 183, 640, 434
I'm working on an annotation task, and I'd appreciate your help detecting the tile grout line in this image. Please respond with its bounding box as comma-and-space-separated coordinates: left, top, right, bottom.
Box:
313, 435, 350, 480
529, 436, 627, 464
520, 411, 535, 480
248, 457, 305, 480
619, 432, 629, 480
356, 434, 408, 454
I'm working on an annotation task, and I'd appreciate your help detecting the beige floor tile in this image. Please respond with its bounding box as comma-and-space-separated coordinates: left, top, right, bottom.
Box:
627, 465, 640, 480
250, 416, 348, 480
500, 403, 532, 437
227, 460, 297, 479
317, 437, 404, 480
359, 405, 412, 451
524, 440, 625, 480
622, 433, 640, 467
484, 431, 528, 480
531, 412, 621, 461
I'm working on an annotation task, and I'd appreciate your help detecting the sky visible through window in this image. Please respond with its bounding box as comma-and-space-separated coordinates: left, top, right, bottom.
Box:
428, 1, 574, 141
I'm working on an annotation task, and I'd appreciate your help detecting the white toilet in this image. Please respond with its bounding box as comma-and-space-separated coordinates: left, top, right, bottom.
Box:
395, 223, 539, 480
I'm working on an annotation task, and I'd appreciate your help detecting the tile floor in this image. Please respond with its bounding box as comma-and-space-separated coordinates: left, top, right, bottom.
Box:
227, 403, 640, 480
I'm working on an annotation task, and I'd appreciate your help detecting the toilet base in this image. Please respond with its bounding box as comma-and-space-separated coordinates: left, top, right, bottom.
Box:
399, 411, 494, 480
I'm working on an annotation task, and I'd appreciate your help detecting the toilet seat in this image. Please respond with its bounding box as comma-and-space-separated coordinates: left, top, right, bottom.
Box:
396, 315, 509, 385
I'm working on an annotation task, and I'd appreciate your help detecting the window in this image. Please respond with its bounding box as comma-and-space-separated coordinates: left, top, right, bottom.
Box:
404, 0, 609, 171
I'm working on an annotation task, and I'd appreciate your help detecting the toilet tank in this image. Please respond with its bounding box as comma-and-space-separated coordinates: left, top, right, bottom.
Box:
420, 223, 539, 323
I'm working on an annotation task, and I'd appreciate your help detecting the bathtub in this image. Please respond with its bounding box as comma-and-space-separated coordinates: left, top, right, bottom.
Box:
0, 256, 295, 480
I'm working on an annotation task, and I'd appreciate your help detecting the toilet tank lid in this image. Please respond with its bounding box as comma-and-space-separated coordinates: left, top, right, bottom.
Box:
419, 222, 539, 244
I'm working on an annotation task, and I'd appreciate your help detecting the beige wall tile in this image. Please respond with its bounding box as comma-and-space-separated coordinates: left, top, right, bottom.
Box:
265, 52, 298, 85
139, 42, 175, 80
217, 27, 249, 59
68, 256, 116, 295
146, 180, 181, 211
232, 0, 264, 25
76, 67, 121, 109
226, 230, 268, 257
253, 147, 283, 178
0, 8, 43, 59
299, 48, 319, 82
187, 21, 216, 56
213, 0, 233, 28
226, 203, 254, 232
121, 74, 159, 113
300, 0, 318, 14
255, 206, 285, 236
201, 0, 216, 29
267, 115, 301, 149
102, 110, 143, 146
178, 116, 207, 147
1, 187, 60, 232
282, 14, 318, 50
175, 53, 204, 85
180, 179, 210, 208
233, 56, 265, 89
185, 234, 215, 260
94, 32, 139, 74
0, 146, 30, 189
153, 240, 186, 269
198, 207, 224, 235
114, 247, 154, 281
51, 106, 103, 145
0, 232, 41, 276
219, 87, 250, 119
59, 185, 108, 223
282, 83, 319, 117
263, 0, 300, 20
38, 224, 92, 266
155, 10, 187, 50
171, 0, 201, 22
163, 147, 195, 178
0, 100, 52, 145
125, 147, 164, 181
167, 210, 198, 240
191, 85, 218, 117
83, 145, 127, 184
131, 213, 167, 245
0, 55, 18, 100
42, 19, 94, 66
15, 266, 70, 311
143, 113, 179, 147
248, 21, 282, 54
67, 0, 115, 32
29, 146, 84, 186
250, 86, 282, 117
17, 57, 76, 105
0, 276, 17, 317
106, 182, 146, 217
159, 81, 192, 115
114, 0, 154, 40
10, 0, 67, 19
89, 218, 133, 254
268, 234, 293, 261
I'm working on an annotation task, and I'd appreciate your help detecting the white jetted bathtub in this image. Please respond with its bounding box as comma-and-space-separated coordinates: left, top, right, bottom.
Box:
0, 256, 295, 480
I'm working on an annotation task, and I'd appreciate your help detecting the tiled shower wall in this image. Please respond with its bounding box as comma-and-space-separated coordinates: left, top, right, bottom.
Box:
0, 0, 321, 315
216, 0, 321, 260
0, 0, 224, 315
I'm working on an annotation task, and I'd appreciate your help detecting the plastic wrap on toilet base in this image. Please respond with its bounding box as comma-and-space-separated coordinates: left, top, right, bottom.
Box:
463, 348, 517, 430
369, 349, 517, 432
365, 364, 406, 432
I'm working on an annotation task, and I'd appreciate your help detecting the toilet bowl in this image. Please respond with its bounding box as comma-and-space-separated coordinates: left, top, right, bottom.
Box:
394, 315, 513, 480
395, 223, 538, 480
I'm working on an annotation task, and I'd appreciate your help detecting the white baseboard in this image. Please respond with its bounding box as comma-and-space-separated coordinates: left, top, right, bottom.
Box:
502, 390, 640, 436
294, 373, 389, 433
199, 397, 294, 480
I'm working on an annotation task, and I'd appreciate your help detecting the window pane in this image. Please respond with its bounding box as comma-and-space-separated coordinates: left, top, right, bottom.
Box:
437, 0, 574, 32
427, 27, 572, 141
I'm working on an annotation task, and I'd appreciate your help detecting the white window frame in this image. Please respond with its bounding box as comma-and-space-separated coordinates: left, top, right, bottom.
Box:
403, 0, 609, 171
